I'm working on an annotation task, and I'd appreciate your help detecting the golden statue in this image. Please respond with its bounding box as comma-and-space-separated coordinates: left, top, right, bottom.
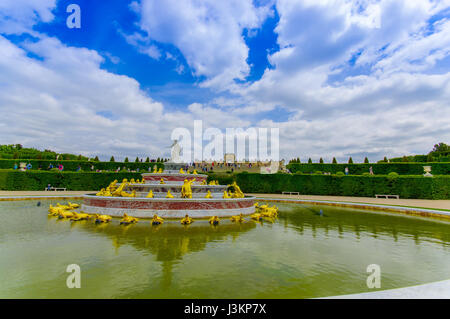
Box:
181, 178, 195, 198
229, 181, 244, 198
181, 214, 193, 225
209, 216, 219, 225
146, 190, 154, 198
112, 181, 128, 196
166, 190, 174, 198
151, 214, 164, 225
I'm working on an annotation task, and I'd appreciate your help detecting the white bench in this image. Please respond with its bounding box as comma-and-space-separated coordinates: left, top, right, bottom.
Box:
375, 194, 399, 199
45, 187, 67, 191
282, 191, 300, 195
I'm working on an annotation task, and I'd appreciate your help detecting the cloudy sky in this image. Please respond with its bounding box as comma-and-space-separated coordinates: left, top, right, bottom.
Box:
0, 0, 449, 162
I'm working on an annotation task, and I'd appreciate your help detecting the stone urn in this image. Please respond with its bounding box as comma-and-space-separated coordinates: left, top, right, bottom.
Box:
423, 166, 433, 177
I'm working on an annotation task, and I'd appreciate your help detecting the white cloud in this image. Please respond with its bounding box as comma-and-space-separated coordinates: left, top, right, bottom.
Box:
0, 36, 253, 160
0, 0, 56, 34
0, 35, 167, 158
227, 0, 450, 161
1, 0, 449, 162
134, 0, 272, 89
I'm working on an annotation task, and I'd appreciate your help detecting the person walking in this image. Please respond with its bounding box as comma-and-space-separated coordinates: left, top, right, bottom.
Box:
345, 167, 349, 175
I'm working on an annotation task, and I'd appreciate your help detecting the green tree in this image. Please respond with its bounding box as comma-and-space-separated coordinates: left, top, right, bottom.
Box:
332, 157, 337, 164
297, 157, 300, 163
135, 157, 140, 163
110, 156, 115, 162
94, 156, 99, 161
319, 157, 324, 164
383, 156, 388, 162
348, 157, 353, 164
431, 142, 449, 153
124, 157, 129, 163
364, 157, 369, 163
402, 156, 409, 162
308, 158, 312, 164
145, 157, 150, 163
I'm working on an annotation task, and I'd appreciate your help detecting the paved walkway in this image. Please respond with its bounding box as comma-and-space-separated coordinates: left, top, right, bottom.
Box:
247, 193, 450, 210
326, 279, 450, 299
0, 191, 94, 197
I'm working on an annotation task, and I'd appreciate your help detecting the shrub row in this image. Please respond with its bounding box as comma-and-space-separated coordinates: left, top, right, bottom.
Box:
0, 170, 143, 191
207, 172, 450, 199
1, 170, 448, 199
0, 159, 164, 172
286, 162, 450, 175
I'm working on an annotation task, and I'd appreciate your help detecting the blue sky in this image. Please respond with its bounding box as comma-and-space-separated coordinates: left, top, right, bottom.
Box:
29, 0, 281, 111
0, 0, 449, 161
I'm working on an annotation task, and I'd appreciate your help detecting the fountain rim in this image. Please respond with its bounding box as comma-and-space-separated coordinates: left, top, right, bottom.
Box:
82, 194, 256, 202
141, 173, 208, 177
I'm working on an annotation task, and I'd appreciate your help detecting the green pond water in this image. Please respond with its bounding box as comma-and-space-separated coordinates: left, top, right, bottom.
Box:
0, 199, 449, 299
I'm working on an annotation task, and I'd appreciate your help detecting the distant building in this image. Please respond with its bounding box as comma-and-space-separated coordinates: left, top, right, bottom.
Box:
224, 153, 235, 163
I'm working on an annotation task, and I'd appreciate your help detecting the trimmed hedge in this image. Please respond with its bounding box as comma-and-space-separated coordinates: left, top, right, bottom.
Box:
0, 159, 164, 172
286, 162, 450, 175
0, 170, 143, 191
207, 172, 450, 199
1, 170, 448, 199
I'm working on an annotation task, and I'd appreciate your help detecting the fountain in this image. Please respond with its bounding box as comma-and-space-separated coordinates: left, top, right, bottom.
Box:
81, 141, 256, 219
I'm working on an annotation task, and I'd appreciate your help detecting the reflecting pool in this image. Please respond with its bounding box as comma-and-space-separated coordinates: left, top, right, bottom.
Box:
0, 200, 449, 298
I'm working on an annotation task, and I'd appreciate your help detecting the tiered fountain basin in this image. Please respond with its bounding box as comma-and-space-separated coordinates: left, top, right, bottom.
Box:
126, 184, 227, 198
81, 172, 256, 219
81, 195, 255, 219
142, 173, 207, 184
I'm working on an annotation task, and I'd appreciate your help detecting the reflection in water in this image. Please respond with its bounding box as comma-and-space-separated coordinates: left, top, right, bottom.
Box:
280, 203, 450, 247
73, 218, 256, 290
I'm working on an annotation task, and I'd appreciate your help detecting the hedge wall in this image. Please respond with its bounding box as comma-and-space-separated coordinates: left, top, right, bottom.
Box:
1, 170, 448, 199
0, 159, 164, 172
207, 172, 450, 199
286, 162, 450, 175
0, 170, 143, 191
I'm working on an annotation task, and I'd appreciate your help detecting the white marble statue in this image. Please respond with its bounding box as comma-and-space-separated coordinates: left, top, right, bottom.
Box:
170, 140, 182, 163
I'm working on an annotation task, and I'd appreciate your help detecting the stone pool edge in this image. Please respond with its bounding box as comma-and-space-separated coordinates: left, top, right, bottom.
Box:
256, 197, 450, 220
323, 279, 450, 299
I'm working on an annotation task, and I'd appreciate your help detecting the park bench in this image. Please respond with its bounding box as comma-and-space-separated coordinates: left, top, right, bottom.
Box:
282, 191, 300, 195
375, 194, 399, 199
45, 187, 67, 191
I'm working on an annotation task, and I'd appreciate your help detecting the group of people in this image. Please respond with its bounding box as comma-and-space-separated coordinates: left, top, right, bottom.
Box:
12, 162, 64, 171
343, 166, 373, 175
